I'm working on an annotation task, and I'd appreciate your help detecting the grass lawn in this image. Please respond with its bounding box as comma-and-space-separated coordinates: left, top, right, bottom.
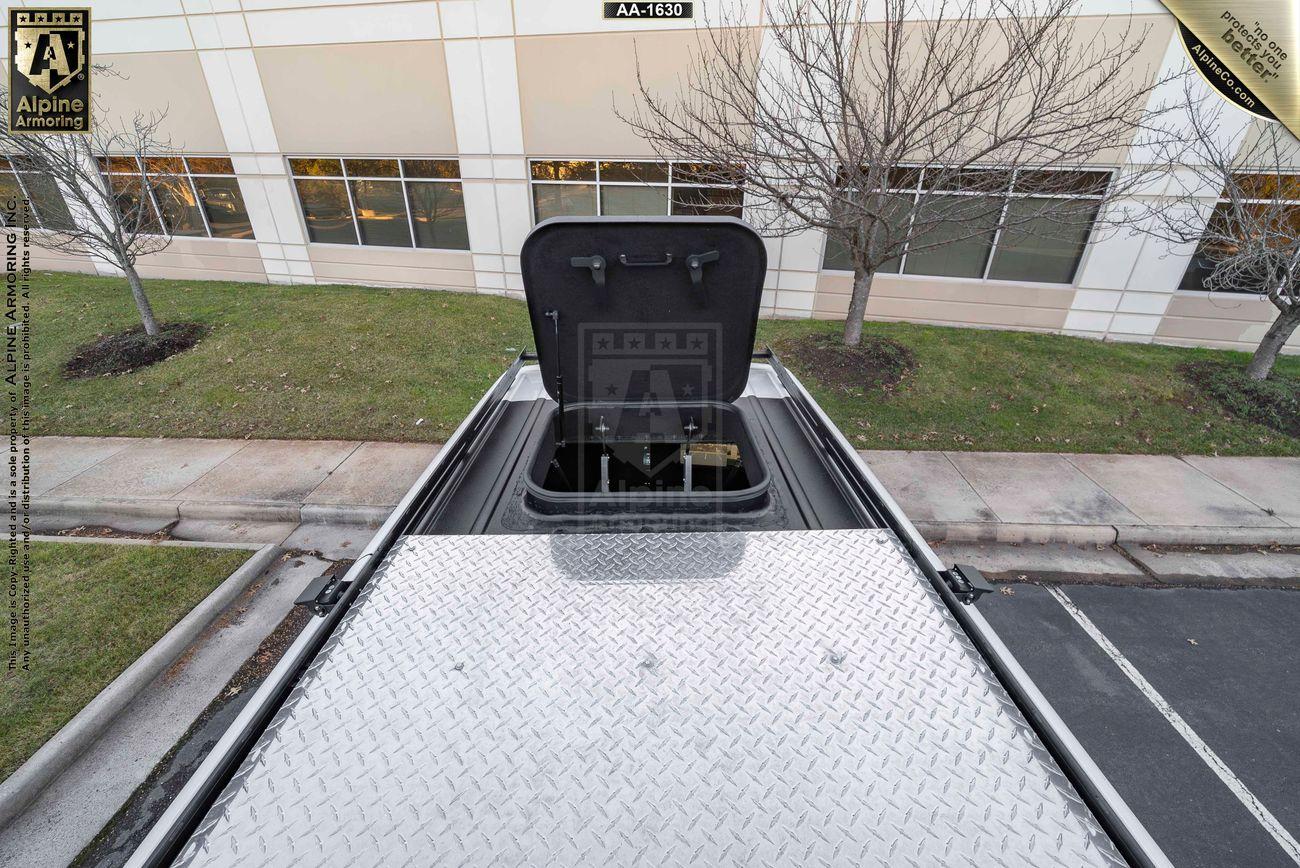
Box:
0, 541, 250, 783
35, 270, 1300, 455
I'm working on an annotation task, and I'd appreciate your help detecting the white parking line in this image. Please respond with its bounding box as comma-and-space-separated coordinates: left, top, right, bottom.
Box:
1047, 585, 1300, 865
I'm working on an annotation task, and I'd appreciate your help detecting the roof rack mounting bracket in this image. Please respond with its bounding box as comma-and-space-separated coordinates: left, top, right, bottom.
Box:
294, 564, 353, 617
941, 563, 995, 605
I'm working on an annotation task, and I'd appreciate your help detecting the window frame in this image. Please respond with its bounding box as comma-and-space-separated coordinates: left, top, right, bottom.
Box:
98, 154, 253, 240
1178, 176, 1300, 295
821, 165, 1111, 285
528, 158, 745, 222
0, 157, 74, 230
287, 156, 469, 251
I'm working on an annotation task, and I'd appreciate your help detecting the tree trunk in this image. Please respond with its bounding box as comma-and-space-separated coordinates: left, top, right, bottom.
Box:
842, 268, 875, 347
1245, 306, 1300, 380
123, 262, 160, 336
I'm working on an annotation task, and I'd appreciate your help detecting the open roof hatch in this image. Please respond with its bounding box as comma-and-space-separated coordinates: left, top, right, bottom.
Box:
520, 217, 770, 516
521, 216, 767, 407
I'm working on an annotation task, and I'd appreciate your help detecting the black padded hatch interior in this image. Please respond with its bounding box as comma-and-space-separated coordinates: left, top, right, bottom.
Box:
521, 217, 767, 404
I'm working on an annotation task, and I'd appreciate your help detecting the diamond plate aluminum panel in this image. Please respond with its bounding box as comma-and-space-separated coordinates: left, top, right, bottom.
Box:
177, 530, 1126, 867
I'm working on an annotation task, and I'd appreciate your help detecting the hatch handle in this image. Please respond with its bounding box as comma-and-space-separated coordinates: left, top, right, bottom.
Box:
570, 254, 606, 287
618, 252, 673, 267
686, 250, 720, 286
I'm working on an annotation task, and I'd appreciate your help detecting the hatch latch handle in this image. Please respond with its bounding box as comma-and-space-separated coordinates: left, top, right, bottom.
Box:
618, 252, 674, 267
686, 250, 720, 287
570, 255, 606, 287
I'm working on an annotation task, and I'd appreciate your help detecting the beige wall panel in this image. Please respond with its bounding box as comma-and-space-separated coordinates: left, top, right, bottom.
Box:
848, 16, 1171, 166
307, 246, 475, 288
516, 30, 760, 156
309, 261, 477, 289
816, 274, 1071, 307
874, 277, 1074, 310
816, 273, 854, 295
135, 238, 267, 281
1155, 318, 1300, 352
32, 247, 96, 275
1162, 292, 1279, 323
133, 263, 269, 283
1155, 316, 1257, 344
95, 52, 227, 152
863, 297, 1068, 330
256, 42, 456, 155
810, 278, 1067, 329
307, 244, 473, 272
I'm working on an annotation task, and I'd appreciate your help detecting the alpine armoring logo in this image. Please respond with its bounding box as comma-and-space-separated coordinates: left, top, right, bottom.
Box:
8, 8, 91, 134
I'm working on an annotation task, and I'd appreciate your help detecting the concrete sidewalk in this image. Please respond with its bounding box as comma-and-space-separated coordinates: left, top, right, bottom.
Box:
32, 436, 1300, 546
34, 436, 440, 543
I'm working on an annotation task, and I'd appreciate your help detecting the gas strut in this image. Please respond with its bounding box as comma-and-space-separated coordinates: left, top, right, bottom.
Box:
683, 416, 698, 492
597, 415, 611, 494
544, 309, 565, 446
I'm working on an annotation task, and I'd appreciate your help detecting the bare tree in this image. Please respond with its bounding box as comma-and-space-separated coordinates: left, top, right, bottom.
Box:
1143, 87, 1300, 380
1, 76, 178, 335
621, 0, 1176, 345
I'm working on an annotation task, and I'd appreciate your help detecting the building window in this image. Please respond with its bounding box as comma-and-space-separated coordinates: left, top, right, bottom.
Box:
822, 167, 1107, 284
97, 155, 254, 239
289, 157, 469, 250
1178, 179, 1300, 293
529, 159, 744, 223
0, 156, 75, 230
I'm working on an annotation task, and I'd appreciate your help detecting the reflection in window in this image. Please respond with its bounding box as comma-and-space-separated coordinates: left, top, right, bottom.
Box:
295, 179, 356, 244
194, 177, 254, 239
534, 184, 596, 221
289, 157, 470, 250
1178, 195, 1300, 294
671, 186, 743, 217
529, 159, 744, 222
0, 158, 75, 230
988, 197, 1097, 283
903, 195, 1001, 278
601, 185, 668, 216
822, 166, 1106, 284
106, 173, 164, 235
350, 179, 411, 247
151, 176, 206, 237
0, 171, 26, 226
98, 154, 254, 239
407, 182, 469, 250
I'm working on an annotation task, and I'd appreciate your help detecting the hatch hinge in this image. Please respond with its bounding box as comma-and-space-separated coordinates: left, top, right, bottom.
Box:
940, 563, 994, 605
295, 564, 353, 616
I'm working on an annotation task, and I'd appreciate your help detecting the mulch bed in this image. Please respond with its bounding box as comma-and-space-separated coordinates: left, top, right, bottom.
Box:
63, 322, 207, 378
1181, 360, 1300, 438
776, 331, 915, 395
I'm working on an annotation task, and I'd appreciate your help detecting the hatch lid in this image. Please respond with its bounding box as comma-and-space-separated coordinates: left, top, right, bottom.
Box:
521, 217, 767, 404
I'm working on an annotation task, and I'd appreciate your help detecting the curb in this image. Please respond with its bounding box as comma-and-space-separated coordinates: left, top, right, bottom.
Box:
914, 521, 1119, 545
33, 496, 393, 529
300, 503, 391, 528
178, 500, 303, 524
34, 496, 180, 527
1114, 525, 1300, 546
915, 521, 1300, 547
32, 534, 263, 551
0, 543, 283, 830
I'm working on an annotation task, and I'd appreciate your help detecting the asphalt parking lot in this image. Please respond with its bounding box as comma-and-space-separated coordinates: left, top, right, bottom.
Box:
979, 582, 1300, 868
